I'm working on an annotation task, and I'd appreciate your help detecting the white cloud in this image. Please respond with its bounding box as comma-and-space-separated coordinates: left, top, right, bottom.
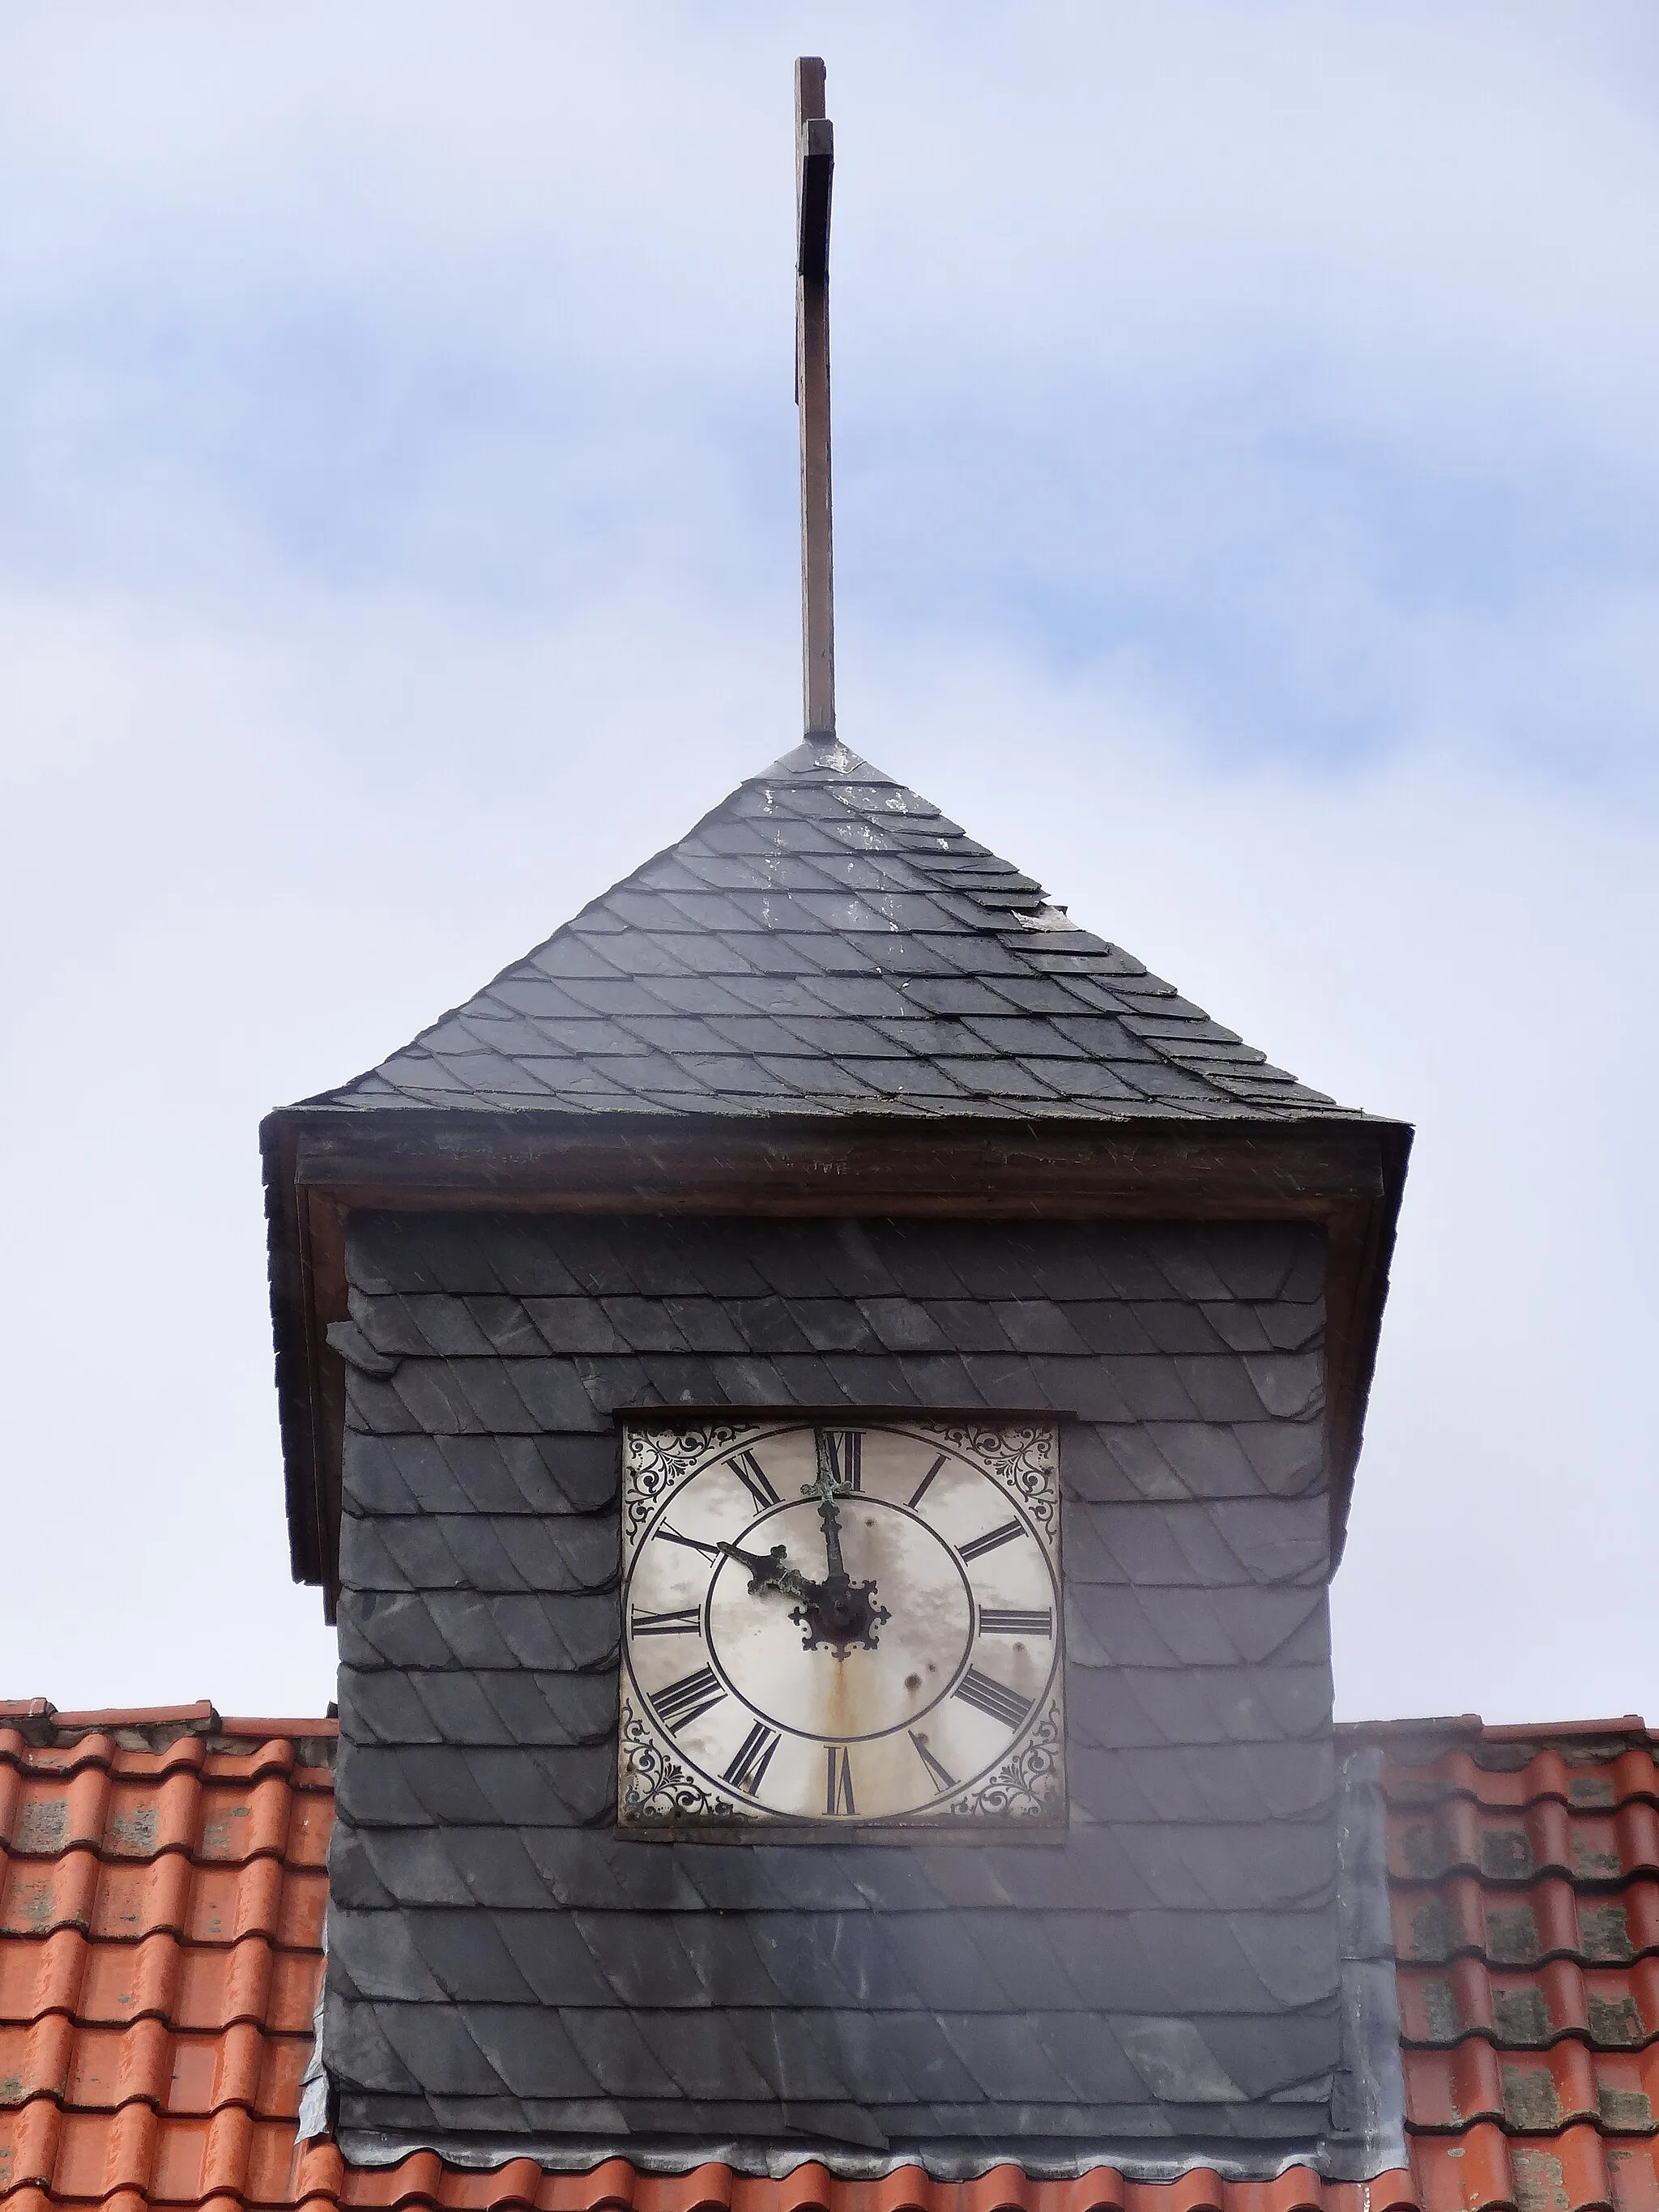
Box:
1, 4, 1655, 1722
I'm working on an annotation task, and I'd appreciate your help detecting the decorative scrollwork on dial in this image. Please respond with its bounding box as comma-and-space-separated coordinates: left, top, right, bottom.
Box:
937, 1421, 1060, 1545
622, 1422, 744, 1548
948, 1692, 1065, 1821
617, 1698, 740, 1822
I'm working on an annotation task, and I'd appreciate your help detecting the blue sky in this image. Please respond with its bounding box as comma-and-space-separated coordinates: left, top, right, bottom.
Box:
2, 3, 1656, 1722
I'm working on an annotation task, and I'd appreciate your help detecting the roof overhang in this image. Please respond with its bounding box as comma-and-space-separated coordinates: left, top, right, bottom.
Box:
262, 1105, 1410, 1618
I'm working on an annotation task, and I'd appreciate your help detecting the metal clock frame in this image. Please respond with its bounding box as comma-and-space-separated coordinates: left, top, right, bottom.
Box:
615, 1408, 1068, 1841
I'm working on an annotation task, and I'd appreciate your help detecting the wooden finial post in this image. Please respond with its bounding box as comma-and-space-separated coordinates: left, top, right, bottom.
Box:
795, 57, 835, 742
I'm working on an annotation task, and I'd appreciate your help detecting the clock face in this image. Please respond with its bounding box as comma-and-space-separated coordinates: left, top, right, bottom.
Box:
617, 1417, 1064, 1830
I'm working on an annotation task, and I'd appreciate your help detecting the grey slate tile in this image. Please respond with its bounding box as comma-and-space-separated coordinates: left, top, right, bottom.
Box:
1056, 1303, 1161, 1356
562, 2009, 688, 2098
352, 1433, 619, 1521
572, 1913, 707, 2007
915, 1301, 1014, 1353
743, 1918, 898, 2011
669, 1917, 784, 2008
833, 2011, 984, 2107
715, 1294, 815, 1355
327, 1826, 396, 1912
1066, 1742, 1335, 1825
948, 1912, 1080, 2011
722, 2010, 853, 2103
338, 1436, 424, 1518
1144, 1423, 1286, 1498
893, 1351, 984, 1404
990, 1300, 1093, 1355
471, 1668, 616, 1746
854, 1298, 953, 1353
799, 975, 921, 1016
353, 1830, 476, 1911
873, 1916, 1014, 2012
463, 2003, 606, 2099
448, 1825, 585, 1907
1201, 2011, 1345, 2103
484, 974, 600, 1018
753, 1353, 844, 1403
633, 2012, 781, 2103
330, 1910, 448, 2003
516, 1299, 627, 1354
718, 1849, 870, 1915
396, 1908, 552, 2005
324, 1993, 429, 2095
514, 1831, 690, 1912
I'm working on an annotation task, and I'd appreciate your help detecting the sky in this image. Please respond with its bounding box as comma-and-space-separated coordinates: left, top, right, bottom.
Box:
2, 3, 1656, 1727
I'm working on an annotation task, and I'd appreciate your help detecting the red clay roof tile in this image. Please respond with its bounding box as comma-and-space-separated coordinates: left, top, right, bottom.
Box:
1368, 1715, 1659, 2212
18, 1703, 1659, 2212
0, 1714, 329, 2212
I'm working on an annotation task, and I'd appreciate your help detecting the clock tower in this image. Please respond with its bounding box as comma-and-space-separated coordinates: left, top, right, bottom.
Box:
262, 57, 1410, 2195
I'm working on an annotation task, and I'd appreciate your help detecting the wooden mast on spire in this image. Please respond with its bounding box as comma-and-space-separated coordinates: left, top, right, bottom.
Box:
795, 57, 835, 743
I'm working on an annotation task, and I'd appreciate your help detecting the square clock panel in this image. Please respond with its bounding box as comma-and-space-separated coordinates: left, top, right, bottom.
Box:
617, 1415, 1064, 1832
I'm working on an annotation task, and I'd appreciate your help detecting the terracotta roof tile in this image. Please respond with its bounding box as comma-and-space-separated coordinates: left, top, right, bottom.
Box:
0, 1703, 1417, 2212
0, 1712, 332, 2212
24, 1703, 1659, 2212
1361, 1715, 1659, 2212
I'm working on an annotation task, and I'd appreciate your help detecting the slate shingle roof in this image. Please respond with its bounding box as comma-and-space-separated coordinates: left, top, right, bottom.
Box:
311, 739, 1350, 1123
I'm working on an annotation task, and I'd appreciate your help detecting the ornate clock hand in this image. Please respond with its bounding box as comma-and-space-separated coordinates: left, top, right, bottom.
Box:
657, 1524, 811, 1600
740, 1545, 812, 1600
789, 1431, 889, 1660
808, 1429, 848, 1580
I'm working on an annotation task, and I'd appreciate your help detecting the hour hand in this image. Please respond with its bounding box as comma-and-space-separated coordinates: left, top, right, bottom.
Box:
657, 1525, 809, 1600
737, 1543, 812, 1600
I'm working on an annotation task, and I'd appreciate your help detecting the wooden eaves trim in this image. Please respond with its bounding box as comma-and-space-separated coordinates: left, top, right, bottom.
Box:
261, 1106, 1410, 1620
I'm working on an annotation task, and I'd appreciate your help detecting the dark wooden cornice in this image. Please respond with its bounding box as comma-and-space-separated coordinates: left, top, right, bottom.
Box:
262, 1105, 1410, 1617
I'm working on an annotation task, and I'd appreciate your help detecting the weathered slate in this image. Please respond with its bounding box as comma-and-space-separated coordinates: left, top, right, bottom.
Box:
306, 740, 1351, 1124
325, 1213, 1374, 2174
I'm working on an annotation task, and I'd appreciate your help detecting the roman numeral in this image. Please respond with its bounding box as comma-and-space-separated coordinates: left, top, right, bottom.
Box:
630, 1605, 702, 1637
959, 1518, 1023, 1562
723, 1720, 781, 1796
651, 1667, 726, 1733
979, 1605, 1053, 1638
730, 1449, 778, 1512
909, 1729, 957, 1794
825, 1745, 856, 1815
906, 1453, 947, 1511
953, 1666, 1034, 1732
822, 1430, 862, 1490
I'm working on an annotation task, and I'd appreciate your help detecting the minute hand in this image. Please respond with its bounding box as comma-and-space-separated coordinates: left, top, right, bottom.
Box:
811, 1430, 848, 1579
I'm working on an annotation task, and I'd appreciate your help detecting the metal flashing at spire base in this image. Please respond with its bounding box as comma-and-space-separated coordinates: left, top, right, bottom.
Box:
335, 2137, 1419, 2189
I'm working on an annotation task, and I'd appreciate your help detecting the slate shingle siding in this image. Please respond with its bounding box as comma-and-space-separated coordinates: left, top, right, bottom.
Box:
326, 1211, 1343, 2171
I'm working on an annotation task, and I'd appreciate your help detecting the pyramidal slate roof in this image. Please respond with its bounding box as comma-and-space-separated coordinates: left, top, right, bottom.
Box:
313, 738, 1352, 1123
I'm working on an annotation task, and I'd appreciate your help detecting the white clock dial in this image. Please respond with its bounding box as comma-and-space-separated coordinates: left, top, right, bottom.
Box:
618, 1417, 1064, 1830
